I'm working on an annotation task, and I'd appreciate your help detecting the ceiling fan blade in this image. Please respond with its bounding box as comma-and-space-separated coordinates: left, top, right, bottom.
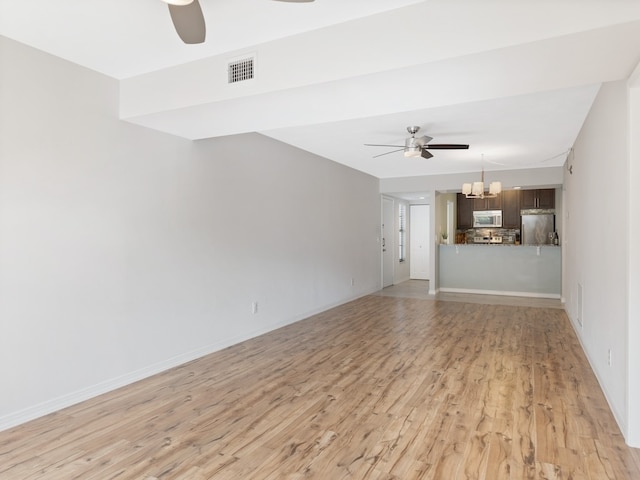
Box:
168, 0, 206, 44
415, 135, 433, 146
372, 148, 406, 158
364, 144, 405, 148
425, 144, 470, 150
420, 149, 434, 159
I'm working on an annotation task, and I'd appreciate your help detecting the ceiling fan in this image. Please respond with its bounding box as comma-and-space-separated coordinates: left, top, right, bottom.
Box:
161, 0, 206, 44
365, 126, 470, 159
161, 0, 314, 45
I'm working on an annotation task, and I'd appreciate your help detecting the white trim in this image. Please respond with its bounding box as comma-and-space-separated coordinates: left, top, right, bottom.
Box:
439, 287, 561, 299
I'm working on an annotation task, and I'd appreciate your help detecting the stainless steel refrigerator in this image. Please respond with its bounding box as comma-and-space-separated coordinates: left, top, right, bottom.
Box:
521, 214, 555, 245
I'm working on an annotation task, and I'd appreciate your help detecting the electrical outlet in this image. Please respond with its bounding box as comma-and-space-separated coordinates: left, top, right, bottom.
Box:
251, 301, 258, 314
350, 278, 355, 286
608, 349, 612, 366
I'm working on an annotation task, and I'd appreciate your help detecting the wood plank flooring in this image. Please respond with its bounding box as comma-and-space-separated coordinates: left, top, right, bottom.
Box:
1, 289, 639, 479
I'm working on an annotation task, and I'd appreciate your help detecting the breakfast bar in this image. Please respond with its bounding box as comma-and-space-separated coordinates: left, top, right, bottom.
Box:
439, 244, 561, 298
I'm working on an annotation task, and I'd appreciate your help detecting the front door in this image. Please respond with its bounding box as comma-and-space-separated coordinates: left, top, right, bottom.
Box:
382, 196, 394, 288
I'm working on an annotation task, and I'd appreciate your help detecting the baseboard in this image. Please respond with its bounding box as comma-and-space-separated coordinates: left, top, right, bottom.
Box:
438, 287, 561, 299
0, 287, 380, 433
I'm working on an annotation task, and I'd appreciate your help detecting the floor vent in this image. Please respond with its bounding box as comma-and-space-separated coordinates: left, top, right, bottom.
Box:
228, 56, 254, 84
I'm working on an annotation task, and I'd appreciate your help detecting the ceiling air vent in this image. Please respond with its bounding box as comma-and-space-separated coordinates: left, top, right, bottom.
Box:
228, 56, 255, 84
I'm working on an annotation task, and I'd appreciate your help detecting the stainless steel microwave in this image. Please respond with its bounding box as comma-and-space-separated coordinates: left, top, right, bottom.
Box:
473, 210, 502, 228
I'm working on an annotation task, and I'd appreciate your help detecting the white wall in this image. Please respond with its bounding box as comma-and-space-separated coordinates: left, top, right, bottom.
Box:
0, 37, 381, 429
563, 81, 631, 441
431, 192, 446, 293
436, 193, 456, 242
627, 63, 640, 446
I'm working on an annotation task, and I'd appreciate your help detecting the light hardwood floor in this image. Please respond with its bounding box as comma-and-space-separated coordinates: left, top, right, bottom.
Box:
2, 286, 639, 479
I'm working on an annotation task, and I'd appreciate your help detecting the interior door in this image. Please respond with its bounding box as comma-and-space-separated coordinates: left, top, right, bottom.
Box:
382, 197, 395, 288
410, 204, 430, 280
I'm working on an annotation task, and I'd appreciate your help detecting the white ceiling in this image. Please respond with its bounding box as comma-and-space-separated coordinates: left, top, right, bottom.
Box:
2, 0, 640, 180
262, 85, 600, 178
0, 0, 422, 79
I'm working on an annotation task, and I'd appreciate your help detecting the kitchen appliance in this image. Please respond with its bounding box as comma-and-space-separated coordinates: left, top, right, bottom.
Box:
521, 213, 555, 245
473, 235, 503, 244
472, 210, 502, 228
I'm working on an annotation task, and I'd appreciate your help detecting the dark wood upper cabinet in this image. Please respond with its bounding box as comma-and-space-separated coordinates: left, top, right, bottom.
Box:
537, 188, 556, 209
457, 188, 554, 231
457, 193, 474, 229
521, 188, 555, 209
520, 189, 537, 209
502, 190, 521, 228
473, 194, 502, 211
486, 194, 502, 210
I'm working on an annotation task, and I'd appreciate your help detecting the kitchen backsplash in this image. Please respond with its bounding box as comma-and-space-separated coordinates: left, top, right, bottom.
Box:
456, 228, 521, 244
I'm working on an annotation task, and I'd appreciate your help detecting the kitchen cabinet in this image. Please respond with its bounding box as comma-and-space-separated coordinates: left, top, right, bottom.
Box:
502, 190, 521, 228
521, 188, 555, 209
473, 194, 502, 211
537, 189, 556, 208
457, 193, 474, 229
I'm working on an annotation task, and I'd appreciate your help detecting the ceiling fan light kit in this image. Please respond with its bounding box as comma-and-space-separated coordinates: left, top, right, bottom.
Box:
403, 136, 421, 157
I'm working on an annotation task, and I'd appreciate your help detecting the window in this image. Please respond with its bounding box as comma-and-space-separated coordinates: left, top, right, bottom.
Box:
398, 203, 406, 262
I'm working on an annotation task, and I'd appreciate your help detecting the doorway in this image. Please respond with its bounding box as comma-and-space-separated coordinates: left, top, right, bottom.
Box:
410, 204, 430, 280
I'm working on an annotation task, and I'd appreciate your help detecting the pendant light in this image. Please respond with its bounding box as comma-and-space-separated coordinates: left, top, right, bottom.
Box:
462, 155, 502, 198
